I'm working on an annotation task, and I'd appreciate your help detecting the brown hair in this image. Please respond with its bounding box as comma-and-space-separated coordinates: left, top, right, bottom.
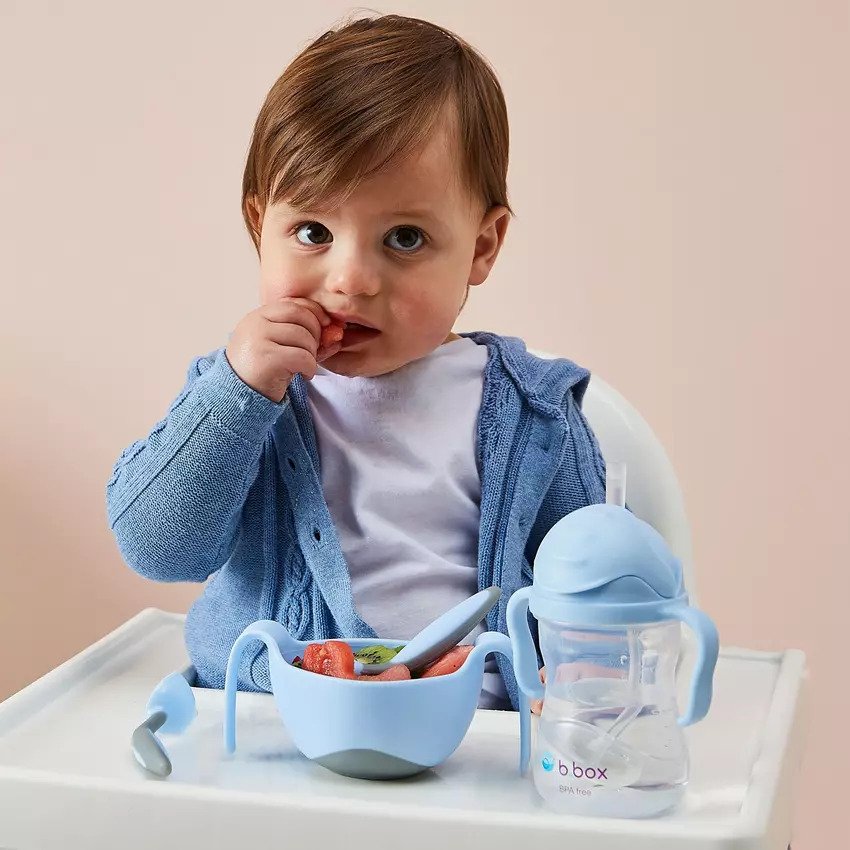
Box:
241, 13, 511, 252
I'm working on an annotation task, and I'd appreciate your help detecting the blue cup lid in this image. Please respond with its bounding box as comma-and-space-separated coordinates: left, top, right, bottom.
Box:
531, 504, 688, 625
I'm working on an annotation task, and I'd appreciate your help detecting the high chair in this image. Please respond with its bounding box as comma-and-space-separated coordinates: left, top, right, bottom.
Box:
0, 362, 806, 849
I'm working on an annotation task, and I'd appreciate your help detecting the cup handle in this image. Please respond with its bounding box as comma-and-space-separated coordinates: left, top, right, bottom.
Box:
663, 605, 720, 726
506, 587, 545, 702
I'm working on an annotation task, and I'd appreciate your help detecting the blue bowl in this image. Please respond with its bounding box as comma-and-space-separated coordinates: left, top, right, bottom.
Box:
224, 620, 529, 779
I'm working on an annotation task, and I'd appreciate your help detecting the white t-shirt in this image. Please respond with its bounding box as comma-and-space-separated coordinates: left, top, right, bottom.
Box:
305, 337, 510, 709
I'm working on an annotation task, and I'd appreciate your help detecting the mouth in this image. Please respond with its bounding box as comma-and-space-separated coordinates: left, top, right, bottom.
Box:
327, 312, 378, 330
327, 313, 381, 349
339, 323, 381, 349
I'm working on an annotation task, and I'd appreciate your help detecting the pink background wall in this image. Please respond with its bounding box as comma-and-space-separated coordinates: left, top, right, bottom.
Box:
1, 2, 847, 845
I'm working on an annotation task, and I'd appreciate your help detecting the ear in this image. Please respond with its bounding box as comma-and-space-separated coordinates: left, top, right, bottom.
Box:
244, 194, 266, 246
468, 205, 510, 287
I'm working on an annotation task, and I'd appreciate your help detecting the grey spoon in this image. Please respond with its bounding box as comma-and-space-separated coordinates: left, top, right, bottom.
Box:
356, 585, 502, 674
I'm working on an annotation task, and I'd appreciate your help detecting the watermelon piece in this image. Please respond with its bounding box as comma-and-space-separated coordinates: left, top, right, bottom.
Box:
301, 640, 356, 679
419, 644, 475, 678
358, 664, 411, 681
320, 322, 346, 348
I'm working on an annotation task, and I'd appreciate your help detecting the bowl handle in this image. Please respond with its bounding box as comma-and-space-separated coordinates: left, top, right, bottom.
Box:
223, 620, 303, 754
473, 631, 532, 776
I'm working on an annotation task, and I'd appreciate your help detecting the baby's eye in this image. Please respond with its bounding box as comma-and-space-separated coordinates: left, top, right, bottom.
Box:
295, 222, 333, 245
384, 226, 425, 252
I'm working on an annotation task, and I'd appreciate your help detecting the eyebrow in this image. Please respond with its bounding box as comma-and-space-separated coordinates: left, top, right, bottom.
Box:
273, 203, 442, 226
388, 208, 440, 224
273, 203, 321, 218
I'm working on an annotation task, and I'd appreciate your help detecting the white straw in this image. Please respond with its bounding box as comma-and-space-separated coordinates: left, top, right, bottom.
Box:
605, 460, 627, 507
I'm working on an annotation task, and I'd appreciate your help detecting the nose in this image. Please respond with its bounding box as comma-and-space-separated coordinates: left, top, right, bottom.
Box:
325, 247, 382, 298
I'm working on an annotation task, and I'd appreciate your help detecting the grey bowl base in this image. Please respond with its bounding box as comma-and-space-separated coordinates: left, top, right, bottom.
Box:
314, 749, 430, 780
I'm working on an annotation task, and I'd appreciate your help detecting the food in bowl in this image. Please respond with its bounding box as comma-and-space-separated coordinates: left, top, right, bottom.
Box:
292, 641, 473, 680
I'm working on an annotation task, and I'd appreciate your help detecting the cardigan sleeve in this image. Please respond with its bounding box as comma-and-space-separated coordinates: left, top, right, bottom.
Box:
106, 348, 286, 582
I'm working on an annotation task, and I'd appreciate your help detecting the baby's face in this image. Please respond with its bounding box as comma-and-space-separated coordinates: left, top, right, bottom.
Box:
254, 122, 507, 378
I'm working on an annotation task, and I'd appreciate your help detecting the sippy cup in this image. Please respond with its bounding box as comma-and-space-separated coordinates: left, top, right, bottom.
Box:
507, 464, 719, 818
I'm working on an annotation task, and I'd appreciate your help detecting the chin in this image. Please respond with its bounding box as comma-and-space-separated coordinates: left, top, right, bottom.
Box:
319, 351, 390, 379
320, 337, 446, 378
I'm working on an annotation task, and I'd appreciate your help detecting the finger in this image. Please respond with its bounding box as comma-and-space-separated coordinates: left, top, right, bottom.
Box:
263, 320, 319, 355
274, 296, 330, 328
531, 699, 543, 716
261, 301, 324, 341
297, 353, 318, 380
274, 346, 316, 381
283, 296, 331, 328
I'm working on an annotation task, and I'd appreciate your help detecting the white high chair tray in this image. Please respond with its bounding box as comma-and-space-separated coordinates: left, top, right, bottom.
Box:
0, 609, 805, 850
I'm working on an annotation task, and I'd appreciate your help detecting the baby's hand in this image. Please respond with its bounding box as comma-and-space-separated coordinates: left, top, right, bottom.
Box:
226, 298, 342, 402
531, 665, 546, 715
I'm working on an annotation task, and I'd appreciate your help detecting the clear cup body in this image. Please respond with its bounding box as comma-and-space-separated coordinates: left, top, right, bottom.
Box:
533, 618, 688, 817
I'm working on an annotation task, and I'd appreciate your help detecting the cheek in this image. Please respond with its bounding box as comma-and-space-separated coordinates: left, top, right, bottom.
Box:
257, 243, 314, 304
259, 275, 286, 305
392, 266, 466, 331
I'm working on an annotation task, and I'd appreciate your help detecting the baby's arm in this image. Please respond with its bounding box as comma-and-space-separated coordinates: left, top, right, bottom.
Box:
106, 349, 286, 582
107, 298, 339, 583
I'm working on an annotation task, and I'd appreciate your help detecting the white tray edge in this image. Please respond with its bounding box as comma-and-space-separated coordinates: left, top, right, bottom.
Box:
734, 648, 808, 841
0, 608, 185, 732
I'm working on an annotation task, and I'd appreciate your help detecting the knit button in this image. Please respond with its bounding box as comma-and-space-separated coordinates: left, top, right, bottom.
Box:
287, 457, 296, 470
313, 528, 322, 543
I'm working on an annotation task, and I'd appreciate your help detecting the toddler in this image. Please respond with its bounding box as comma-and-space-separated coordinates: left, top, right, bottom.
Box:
106, 14, 606, 710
